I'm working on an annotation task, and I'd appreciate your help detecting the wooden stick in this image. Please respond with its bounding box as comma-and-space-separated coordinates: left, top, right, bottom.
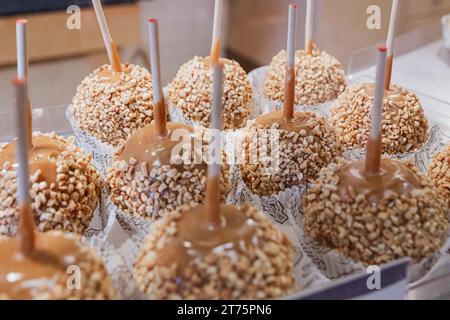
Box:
210, 0, 223, 65
16, 19, 33, 148
148, 19, 168, 137
365, 47, 387, 175
305, 0, 314, 55
205, 62, 224, 229
283, 4, 298, 121
385, 0, 398, 90
92, 0, 122, 72
12, 77, 35, 256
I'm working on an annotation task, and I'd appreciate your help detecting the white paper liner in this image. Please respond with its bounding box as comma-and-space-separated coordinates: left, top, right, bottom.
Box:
343, 124, 443, 172
83, 188, 117, 241
65, 105, 116, 176
109, 197, 153, 237
248, 66, 337, 117
84, 233, 143, 299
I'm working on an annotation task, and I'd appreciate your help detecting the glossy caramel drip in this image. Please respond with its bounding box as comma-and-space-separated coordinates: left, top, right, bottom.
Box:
205, 176, 221, 228
363, 83, 404, 102
18, 204, 35, 256
0, 136, 66, 184
256, 110, 313, 132
0, 232, 81, 299
210, 38, 221, 65
154, 100, 168, 137
337, 158, 421, 204
116, 122, 199, 167
154, 204, 258, 281
97, 66, 126, 84
365, 135, 382, 175
110, 40, 122, 73
283, 67, 295, 120
384, 54, 393, 90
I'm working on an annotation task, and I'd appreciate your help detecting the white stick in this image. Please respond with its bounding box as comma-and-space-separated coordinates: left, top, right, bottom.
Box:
305, 0, 314, 53
13, 78, 31, 205
16, 19, 28, 79
369, 47, 387, 140
148, 19, 162, 104
92, 0, 113, 64
386, 0, 399, 56
211, 0, 223, 52
287, 4, 297, 68
210, 63, 224, 177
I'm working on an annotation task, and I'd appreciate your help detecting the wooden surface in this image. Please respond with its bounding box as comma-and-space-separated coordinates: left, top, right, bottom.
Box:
0, 3, 139, 67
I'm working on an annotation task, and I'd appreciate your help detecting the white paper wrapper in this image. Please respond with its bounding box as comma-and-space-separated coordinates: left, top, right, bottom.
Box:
82, 188, 116, 241
66, 105, 116, 176
109, 197, 153, 237
248, 66, 336, 117
84, 233, 143, 299
343, 124, 443, 172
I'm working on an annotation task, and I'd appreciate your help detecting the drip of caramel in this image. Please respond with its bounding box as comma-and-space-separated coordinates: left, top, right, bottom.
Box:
337, 158, 421, 204
17, 204, 35, 256
153, 204, 258, 282
26, 98, 32, 147
364, 135, 382, 175
110, 40, 122, 73
256, 110, 312, 132
384, 54, 393, 90
363, 83, 404, 102
306, 40, 313, 55
210, 38, 221, 65
283, 67, 295, 120
154, 100, 168, 137
116, 122, 200, 168
97, 66, 126, 84
0, 136, 66, 184
0, 232, 82, 299
205, 175, 221, 228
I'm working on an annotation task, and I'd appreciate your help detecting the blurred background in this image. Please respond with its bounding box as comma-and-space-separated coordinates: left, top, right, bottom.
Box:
0, 0, 449, 110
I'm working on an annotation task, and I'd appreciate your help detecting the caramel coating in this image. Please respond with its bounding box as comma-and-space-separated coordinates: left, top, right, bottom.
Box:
303, 158, 449, 265
0, 133, 100, 236
108, 123, 230, 220
264, 49, 347, 106
0, 231, 115, 300
428, 144, 450, 207
168, 56, 252, 129
133, 204, 296, 299
241, 110, 343, 196
330, 83, 429, 154
72, 64, 155, 146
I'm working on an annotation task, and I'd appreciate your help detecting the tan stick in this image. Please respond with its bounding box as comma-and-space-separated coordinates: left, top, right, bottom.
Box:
92, 0, 122, 72
210, 0, 223, 64
365, 47, 387, 175
384, 0, 398, 90
16, 19, 33, 147
12, 77, 35, 256
305, 0, 314, 55
148, 19, 167, 137
205, 62, 224, 228
283, 4, 298, 121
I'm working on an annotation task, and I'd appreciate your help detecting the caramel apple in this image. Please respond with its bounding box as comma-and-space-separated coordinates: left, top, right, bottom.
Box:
0, 133, 100, 236
330, 83, 428, 154
428, 143, 450, 207
304, 47, 448, 266
133, 61, 295, 300
241, 6, 342, 196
